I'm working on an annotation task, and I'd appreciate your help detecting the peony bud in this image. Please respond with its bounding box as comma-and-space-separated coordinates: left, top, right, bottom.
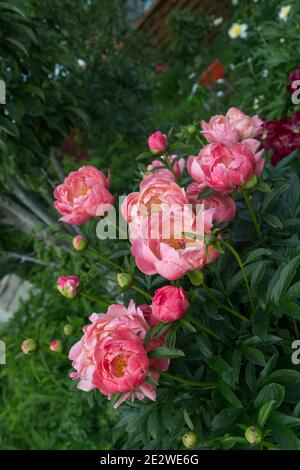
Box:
50, 339, 63, 354
187, 124, 197, 135
21, 338, 37, 355
63, 324, 74, 336
245, 426, 262, 445
57, 275, 80, 299
147, 131, 168, 154
72, 235, 87, 251
187, 269, 204, 286
243, 174, 257, 190
117, 272, 133, 290
182, 432, 198, 449
152, 286, 189, 323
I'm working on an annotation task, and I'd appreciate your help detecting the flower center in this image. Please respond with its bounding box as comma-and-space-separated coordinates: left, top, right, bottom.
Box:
111, 354, 127, 378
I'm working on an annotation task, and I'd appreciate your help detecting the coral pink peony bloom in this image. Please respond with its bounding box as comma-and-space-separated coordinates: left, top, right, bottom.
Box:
54, 166, 114, 225
131, 208, 219, 280
69, 300, 169, 408
148, 131, 168, 154
201, 107, 262, 144
186, 182, 236, 224
152, 286, 189, 323
57, 275, 80, 299
121, 176, 188, 240
188, 140, 264, 193
147, 155, 185, 178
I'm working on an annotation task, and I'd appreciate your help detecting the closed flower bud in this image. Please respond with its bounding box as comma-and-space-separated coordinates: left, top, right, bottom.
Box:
72, 235, 87, 251
148, 131, 168, 154
117, 272, 133, 290
245, 426, 262, 445
188, 269, 204, 286
187, 124, 197, 135
21, 338, 37, 355
57, 275, 80, 299
243, 174, 257, 190
50, 339, 63, 354
63, 324, 74, 336
152, 286, 189, 323
182, 432, 198, 449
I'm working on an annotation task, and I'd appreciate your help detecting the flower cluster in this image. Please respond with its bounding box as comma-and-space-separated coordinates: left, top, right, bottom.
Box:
263, 111, 300, 165
50, 107, 265, 408
69, 303, 155, 406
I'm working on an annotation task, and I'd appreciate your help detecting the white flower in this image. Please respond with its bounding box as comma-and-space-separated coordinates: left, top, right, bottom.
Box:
217, 91, 224, 97
228, 23, 248, 39
279, 5, 291, 21
232, 0, 239, 5
213, 17, 223, 26
77, 58, 87, 69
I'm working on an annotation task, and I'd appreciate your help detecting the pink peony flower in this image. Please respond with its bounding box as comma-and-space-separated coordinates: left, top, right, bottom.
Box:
121, 176, 188, 240
201, 107, 262, 144
69, 300, 169, 408
148, 131, 168, 154
186, 182, 236, 224
152, 286, 189, 323
188, 140, 264, 193
72, 235, 87, 251
50, 339, 63, 353
131, 208, 219, 280
53, 166, 114, 225
147, 155, 185, 178
57, 275, 80, 299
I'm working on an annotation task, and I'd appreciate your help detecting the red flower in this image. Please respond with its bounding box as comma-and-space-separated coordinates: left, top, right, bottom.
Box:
200, 59, 224, 87
263, 112, 300, 165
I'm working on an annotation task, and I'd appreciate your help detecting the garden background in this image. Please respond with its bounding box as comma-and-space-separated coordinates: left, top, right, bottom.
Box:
1, 0, 300, 450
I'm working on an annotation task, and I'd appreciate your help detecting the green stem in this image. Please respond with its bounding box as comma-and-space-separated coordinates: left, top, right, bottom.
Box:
242, 188, 262, 240
80, 291, 110, 306
202, 283, 247, 321
293, 318, 299, 338
222, 240, 255, 316
131, 284, 152, 299
190, 317, 227, 344
163, 153, 178, 182
87, 247, 125, 272
157, 370, 216, 389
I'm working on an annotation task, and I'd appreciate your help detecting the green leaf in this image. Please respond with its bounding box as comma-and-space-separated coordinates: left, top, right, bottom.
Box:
286, 281, 300, 301
0, 116, 19, 137
266, 255, 300, 305
243, 346, 265, 366
256, 179, 272, 193
263, 213, 283, 229
254, 383, 285, 409
271, 422, 300, 450
245, 248, 272, 265
183, 409, 194, 431
6, 37, 28, 56
208, 356, 232, 375
259, 369, 300, 387
258, 400, 276, 428
148, 347, 185, 359
278, 301, 300, 320
218, 379, 243, 408
147, 410, 158, 439
0, 2, 26, 18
